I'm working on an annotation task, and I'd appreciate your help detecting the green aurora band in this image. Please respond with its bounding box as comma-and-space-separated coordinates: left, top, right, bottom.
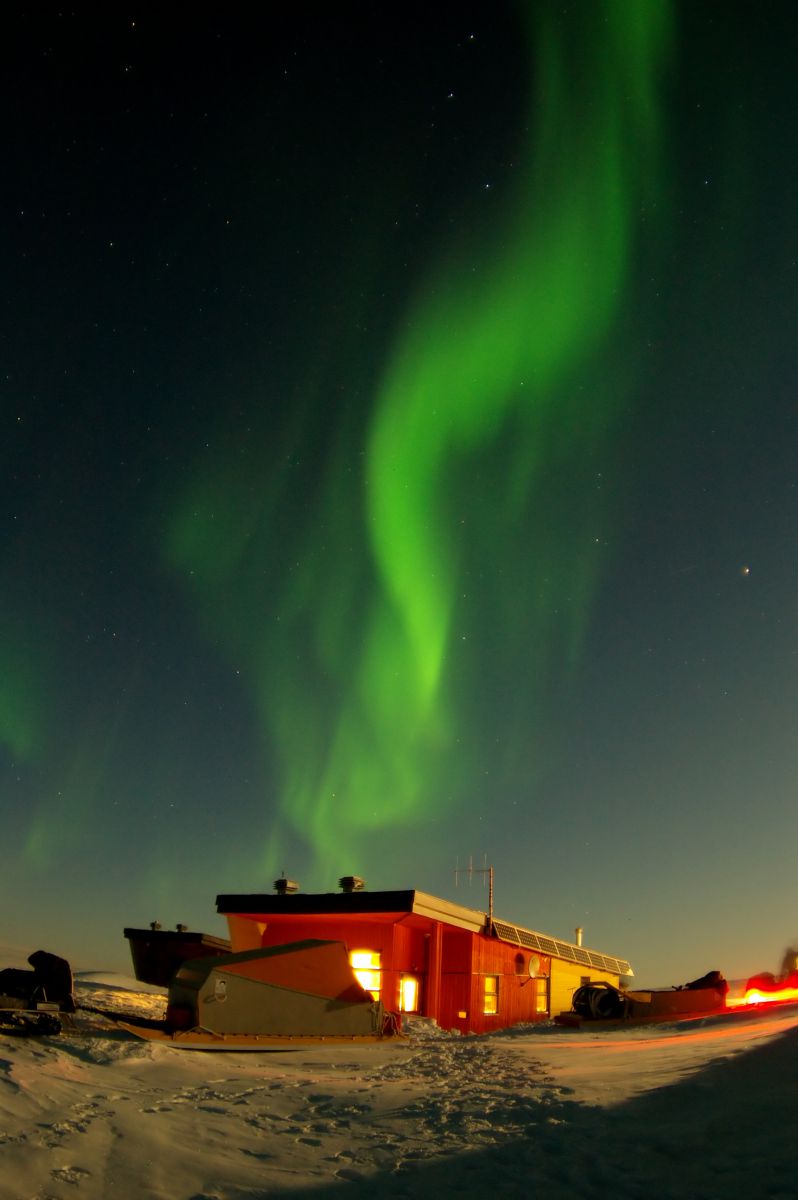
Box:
166, 1, 673, 878
0, 589, 53, 770
0, 628, 45, 762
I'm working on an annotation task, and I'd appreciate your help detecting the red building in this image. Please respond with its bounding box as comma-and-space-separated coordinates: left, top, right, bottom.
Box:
216, 879, 632, 1033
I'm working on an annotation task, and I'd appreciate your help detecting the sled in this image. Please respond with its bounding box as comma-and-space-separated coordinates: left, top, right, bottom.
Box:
0, 1006, 64, 1036
118, 1021, 403, 1051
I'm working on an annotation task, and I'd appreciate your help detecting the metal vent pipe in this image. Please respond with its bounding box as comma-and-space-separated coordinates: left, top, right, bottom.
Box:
339, 875, 366, 893
273, 877, 300, 895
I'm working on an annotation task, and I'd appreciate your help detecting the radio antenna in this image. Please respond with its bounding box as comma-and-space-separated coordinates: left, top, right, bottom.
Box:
454, 855, 495, 934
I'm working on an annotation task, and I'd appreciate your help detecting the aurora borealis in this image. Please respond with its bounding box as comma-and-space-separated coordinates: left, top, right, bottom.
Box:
3, 4, 798, 984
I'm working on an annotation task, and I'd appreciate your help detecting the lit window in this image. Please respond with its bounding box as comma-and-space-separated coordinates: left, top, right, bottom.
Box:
399, 975, 420, 1013
350, 949, 381, 1000
534, 978, 548, 1014
483, 975, 499, 1015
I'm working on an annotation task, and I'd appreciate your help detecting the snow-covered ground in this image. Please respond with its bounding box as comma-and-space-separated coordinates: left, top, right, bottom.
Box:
1, 968, 797, 1200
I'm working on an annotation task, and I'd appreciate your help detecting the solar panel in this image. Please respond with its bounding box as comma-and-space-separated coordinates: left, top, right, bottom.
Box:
490, 917, 632, 976
492, 921, 520, 943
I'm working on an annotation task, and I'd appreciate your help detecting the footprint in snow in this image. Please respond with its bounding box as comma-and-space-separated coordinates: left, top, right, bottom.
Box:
51, 1166, 91, 1184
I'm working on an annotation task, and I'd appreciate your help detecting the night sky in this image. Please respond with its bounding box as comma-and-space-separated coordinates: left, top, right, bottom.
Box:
3, 3, 798, 986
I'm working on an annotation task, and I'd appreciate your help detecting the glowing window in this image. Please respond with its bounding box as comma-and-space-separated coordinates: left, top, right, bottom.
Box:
350, 949, 381, 1000
534, 978, 548, 1014
399, 975, 420, 1013
483, 975, 499, 1015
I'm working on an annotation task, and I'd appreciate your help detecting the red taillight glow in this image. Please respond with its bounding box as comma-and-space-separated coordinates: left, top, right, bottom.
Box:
727, 984, 798, 1008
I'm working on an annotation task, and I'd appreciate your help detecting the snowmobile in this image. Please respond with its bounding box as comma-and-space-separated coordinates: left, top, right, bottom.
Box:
0, 949, 76, 1036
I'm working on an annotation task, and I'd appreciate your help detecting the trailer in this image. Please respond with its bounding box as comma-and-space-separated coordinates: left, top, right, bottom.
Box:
123, 938, 401, 1049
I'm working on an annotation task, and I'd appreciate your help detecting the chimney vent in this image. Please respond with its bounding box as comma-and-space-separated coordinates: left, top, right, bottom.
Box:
575, 926, 584, 947
273, 877, 300, 895
339, 875, 366, 893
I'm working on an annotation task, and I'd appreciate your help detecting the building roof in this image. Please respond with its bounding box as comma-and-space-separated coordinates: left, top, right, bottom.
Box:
216, 888, 633, 977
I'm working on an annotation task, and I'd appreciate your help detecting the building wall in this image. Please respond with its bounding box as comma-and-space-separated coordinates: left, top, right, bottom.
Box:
549, 959, 623, 1017
226, 915, 266, 952
392, 922, 428, 977
227, 913, 421, 1016
223, 909, 624, 1032
435, 930, 553, 1034
391, 922, 431, 1015
474, 936, 552, 1034
242, 915, 393, 959
439, 928, 472, 1032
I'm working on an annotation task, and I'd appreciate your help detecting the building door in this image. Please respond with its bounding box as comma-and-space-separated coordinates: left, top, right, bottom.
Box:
399, 975, 420, 1013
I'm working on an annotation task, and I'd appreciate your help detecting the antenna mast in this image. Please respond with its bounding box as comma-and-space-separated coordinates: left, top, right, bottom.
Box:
454, 855, 495, 934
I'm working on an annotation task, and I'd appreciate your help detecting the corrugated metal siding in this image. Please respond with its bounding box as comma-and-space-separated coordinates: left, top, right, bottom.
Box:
391, 922, 429, 1013
468, 935, 552, 1033
440, 971, 472, 1033
472, 937, 550, 978
392, 922, 427, 972
438, 928, 473, 1032
435, 931, 553, 1034
441, 926, 471, 971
